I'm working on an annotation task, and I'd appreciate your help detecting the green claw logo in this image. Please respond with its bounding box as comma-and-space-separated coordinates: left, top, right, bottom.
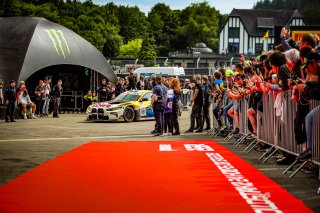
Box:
44, 29, 70, 58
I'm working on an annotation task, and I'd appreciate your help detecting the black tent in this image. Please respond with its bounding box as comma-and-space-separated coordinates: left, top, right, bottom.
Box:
0, 17, 117, 86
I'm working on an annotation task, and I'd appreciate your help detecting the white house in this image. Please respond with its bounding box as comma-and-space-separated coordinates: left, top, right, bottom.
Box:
219, 9, 305, 55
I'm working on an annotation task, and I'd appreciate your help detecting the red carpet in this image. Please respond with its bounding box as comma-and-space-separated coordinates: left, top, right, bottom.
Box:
0, 140, 313, 213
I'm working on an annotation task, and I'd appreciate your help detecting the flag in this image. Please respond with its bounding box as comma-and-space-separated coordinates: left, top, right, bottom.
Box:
262, 31, 269, 41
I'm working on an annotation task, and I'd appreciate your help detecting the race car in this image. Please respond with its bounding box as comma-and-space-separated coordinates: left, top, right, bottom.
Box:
86, 90, 154, 122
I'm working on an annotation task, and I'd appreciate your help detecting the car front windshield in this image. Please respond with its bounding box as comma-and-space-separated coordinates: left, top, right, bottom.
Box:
113, 92, 140, 102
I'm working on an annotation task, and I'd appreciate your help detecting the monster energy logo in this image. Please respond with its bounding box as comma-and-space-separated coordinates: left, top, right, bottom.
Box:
44, 29, 70, 58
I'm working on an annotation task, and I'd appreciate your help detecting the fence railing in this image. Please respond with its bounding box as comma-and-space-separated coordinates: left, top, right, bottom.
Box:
60, 91, 84, 111
216, 91, 320, 180
180, 89, 193, 110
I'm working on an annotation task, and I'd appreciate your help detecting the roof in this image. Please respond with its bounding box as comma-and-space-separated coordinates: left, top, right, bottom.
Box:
0, 17, 117, 85
192, 43, 213, 53
229, 9, 303, 36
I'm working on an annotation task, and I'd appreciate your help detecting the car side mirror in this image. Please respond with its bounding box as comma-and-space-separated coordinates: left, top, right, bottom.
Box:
141, 98, 149, 102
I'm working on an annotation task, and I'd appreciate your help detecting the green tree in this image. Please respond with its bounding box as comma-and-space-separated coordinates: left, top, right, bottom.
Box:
302, 3, 320, 25
116, 5, 149, 43
102, 34, 123, 57
118, 39, 142, 58
254, 0, 320, 24
148, 3, 180, 56
174, 2, 219, 50
138, 35, 157, 66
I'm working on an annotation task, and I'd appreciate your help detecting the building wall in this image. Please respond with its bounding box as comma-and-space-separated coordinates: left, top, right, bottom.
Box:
219, 16, 305, 55
290, 18, 305, 26
219, 17, 250, 54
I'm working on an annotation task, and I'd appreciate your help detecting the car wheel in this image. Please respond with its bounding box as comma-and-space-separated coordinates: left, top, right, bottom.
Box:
123, 107, 135, 122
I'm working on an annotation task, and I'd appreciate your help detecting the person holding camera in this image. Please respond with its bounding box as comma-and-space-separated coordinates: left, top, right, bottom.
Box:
149, 76, 167, 136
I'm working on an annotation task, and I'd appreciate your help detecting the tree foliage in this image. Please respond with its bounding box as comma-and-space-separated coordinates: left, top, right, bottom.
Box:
174, 2, 220, 51
138, 35, 157, 66
148, 3, 179, 56
118, 39, 142, 58
254, 0, 320, 24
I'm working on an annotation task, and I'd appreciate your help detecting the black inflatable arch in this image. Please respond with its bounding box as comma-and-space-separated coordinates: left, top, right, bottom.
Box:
0, 17, 117, 85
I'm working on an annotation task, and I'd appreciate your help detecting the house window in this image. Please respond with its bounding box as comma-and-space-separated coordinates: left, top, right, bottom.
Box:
255, 43, 263, 54
228, 42, 239, 54
228, 27, 240, 38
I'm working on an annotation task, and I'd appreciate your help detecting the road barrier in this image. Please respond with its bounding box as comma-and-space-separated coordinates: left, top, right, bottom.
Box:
215, 91, 320, 181
181, 89, 193, 110
60, 91, 84, 111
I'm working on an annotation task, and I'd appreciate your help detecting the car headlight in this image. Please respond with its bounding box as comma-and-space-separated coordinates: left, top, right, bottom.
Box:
86, 106, 92, 113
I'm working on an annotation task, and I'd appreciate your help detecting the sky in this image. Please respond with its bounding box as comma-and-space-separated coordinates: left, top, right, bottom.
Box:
91, 0, 258, 14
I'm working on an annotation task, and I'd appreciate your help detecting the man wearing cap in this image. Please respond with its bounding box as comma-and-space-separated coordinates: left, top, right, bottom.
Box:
52, 79, 63, 118
4, 80, 17, 122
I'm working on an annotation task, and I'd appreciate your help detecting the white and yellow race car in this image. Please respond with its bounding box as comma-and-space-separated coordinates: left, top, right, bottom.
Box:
86, 90, 154, 122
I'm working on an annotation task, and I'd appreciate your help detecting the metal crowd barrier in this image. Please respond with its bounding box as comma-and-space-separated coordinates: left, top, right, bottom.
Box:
215, 91, 320, 181
232, 97, 250, 145
181, 89, 193, 110
60, 91, 84, 111
238, 97, 250, 135
310, 100, 320, 165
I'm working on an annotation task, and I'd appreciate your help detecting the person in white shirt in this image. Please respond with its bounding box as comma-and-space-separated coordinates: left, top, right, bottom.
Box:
42, 79, 51, 116
18, 90, 37, 119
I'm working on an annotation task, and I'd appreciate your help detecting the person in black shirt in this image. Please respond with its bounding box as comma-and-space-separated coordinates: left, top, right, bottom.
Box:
4, 80, 17, 122
186, 74, 205, 133
128, 71, 136, 90
115, 78, 124, 97
52, 80, 63, 118
97, 79, 108, 102
202, 75, 213, 130
35, 79, 45, 116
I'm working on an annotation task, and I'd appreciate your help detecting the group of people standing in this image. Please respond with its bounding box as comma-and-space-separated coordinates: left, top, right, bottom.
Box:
149, 76, 181, 136
3, 78, 63, 122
